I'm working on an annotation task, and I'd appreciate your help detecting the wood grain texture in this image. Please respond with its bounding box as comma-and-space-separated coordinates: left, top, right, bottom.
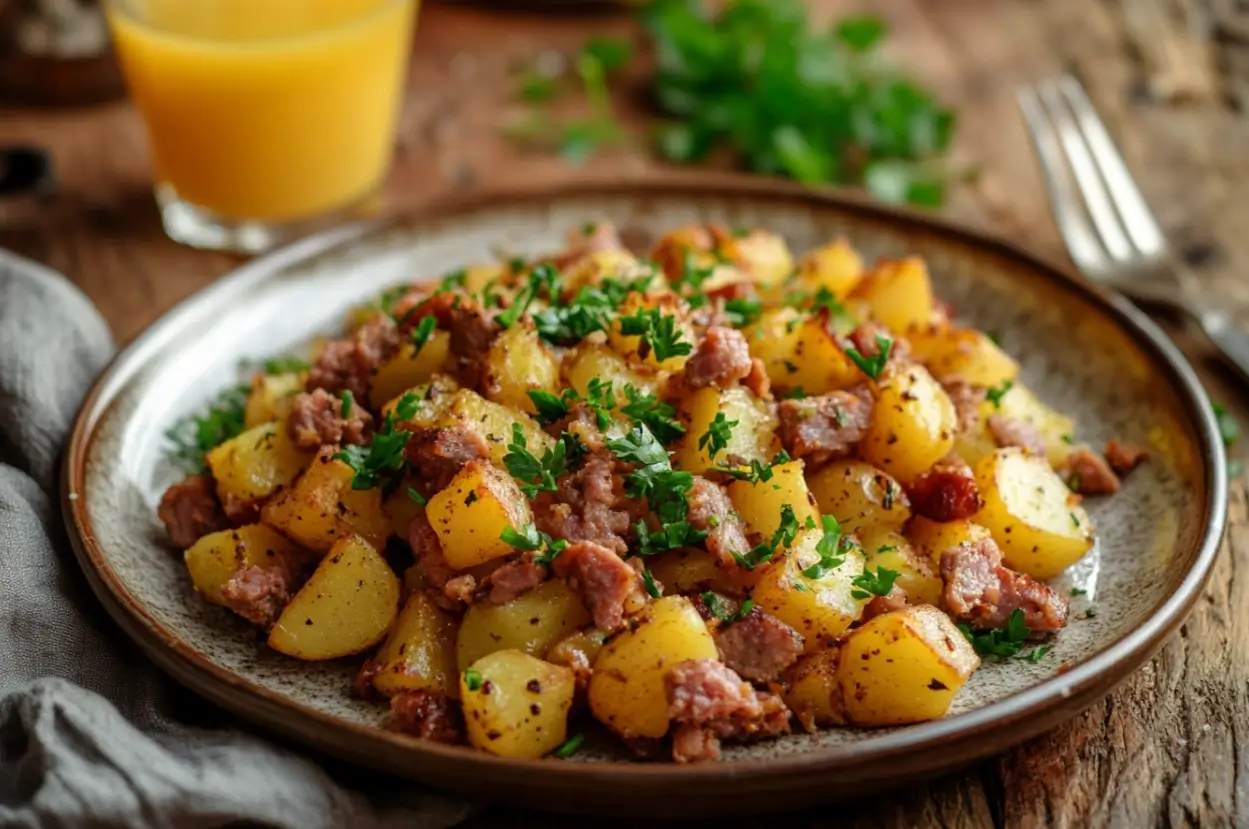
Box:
2, 0, 1247, 826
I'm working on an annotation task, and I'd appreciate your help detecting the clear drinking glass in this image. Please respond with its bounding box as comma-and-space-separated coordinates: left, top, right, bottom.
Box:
105, 0, 417, 253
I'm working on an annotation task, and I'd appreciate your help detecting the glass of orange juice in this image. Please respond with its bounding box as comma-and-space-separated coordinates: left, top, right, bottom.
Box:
105, 0, 417, 252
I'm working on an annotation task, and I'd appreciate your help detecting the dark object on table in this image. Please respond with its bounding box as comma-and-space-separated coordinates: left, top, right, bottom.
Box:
0, 0, 123, 105
0, 146, 55, 196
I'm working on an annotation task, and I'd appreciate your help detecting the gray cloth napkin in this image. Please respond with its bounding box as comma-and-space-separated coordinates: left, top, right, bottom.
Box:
0, 252, 474, 829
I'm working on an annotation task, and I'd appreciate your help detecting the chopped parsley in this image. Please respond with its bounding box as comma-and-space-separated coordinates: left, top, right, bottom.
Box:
985, 379, 1014, 409
674, 251, 716, 293
606, 423, 705, 556
1022, 645, 1051, 663
165, 383, 250, 474
1078, 607, 1098, 620
698, 412, 738, 460
500, 522, 568, 567
333, 406, 416, 490
956, 608, 1031, 659
717, 450, 792, 484
340, 390, 354, 418
406, 487, 427, 507
528, 388, 578, 426
1070, 587, 1088, 597
850, 566, 900, 599
732, 504, 801, 570
498, 264, 559, 329
723, 298, 763, 327
800, 515, 849, 579
584, 379, 617, 429
437, 268, 468, 293
262, 356, 310, 375
618, 307, 693, 362
784, 387, 807, 400
641, 568, 662, 598
1061, 433, 1074, 445
553, 733, 585, 759
1213, 398, 1240, 448
844, 333, 893, 380
410, 314, 438, 354
619, 385, 685, 444
503, 423, 568, 498
1070, 512, 1080, 528
464, 669, 484, 692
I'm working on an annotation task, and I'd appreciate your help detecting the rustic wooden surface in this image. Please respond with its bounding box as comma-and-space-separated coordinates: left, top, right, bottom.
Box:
3, 1, 1248, 826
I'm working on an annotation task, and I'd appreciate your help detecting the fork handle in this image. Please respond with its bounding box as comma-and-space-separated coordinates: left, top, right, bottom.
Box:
1195, 310, 1249, 387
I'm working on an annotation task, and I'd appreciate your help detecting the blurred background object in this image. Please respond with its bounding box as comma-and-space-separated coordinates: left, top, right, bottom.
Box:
0, 0, 123, 104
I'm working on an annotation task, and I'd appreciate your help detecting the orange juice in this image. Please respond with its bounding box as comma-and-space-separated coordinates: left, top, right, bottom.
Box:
107, 0, 416, 222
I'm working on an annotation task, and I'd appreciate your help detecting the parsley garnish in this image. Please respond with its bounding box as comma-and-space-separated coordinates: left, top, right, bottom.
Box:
406, 487, 427, 507
464, 669, 484, 692
584, 379, 617, 429
850, 566, 900, 599
723, 298, 763, 327
528, 388, 577, 426
410, 314, 438, 354
1061, 433, 1074, 445
1069, 512, 1080, 528
1022, 645, 1051, 663
437, 269, 468, 293
702, 592, 754, 626
333, 402, 415, 491
498, 264, 559, 329
716, 450, 792, 484
956, 608, 1031, 659
844, 333, 893, 380
1212, 399, 1240, 448
1078, 607, 1098, 620
501, 521, 568, 567
619, 385, 685, 444
1070, 587, 1088, 597
732, 504, 800, 570
641, 568, 662, 599
800, 515, 849, 579
618, 307, 692, 362
165, 383, 250, 474
503, 423, 567, 498
674, 251, 716, 293
606, 423, 705, 556
340, 390, 353, 418
553, 733, 585, 759
262, 356, 310, 375
985, 379, 1014, 409
784, 387, 807, 400
698, 412, 738, 460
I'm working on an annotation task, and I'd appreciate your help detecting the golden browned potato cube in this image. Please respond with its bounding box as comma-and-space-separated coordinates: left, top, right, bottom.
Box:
751, 529, 866, 650
370, 590, 459, 698
907, 517, 993, 567
184, 523, 305, 606
909, 327, 1019, 389
456, 578, 591, 671
207, 422, 314, 509
727, 459, 818, 540
461, 649, 576, 758
260, 449, 389, 552
646, 547, 740, 596
806, 459, 910, 536
244, 371, 305, 429
782, 646, 845, 730
424, 459, 534, 570
719, 228, 793, 287
744, 307, 804, 389
858, 526, 943, 605
382, 485, 425, 539
436, 389, 554, 469
608, 291, 697, 372
560, 249, 662, 297
588, 595, 718, 739
672, 385, 779, 475
794, 239, 864, 298
836, 605, 980, 726
379, 376, 460, 427
562, 341, 662, 400
483, 323, 561, 414
956, 383, 1077, 469
368, 331, 452, 409
786, 315, 863, 395
268, 535, 400, 660
972, 448, 1093, 580
860, 362, 957, 484
850, 256, 935, 335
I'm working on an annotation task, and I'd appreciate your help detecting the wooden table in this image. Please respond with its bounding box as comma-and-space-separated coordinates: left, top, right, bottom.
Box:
4, 1, 1248, 826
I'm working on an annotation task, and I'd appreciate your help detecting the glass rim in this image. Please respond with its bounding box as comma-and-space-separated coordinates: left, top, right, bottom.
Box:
103, 0, 410, 49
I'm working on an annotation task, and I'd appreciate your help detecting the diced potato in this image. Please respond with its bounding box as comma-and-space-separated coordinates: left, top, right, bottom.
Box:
456, 579, 591, 671
958, 384, 1077, 469
806, 459, 910, 536
380, 376, 460, 427
858, 527, 943, 605
562, 341, 662, 400
650, 223, 717, 281
672, 385, 779, 475
268, 535, 400, 660
460, 650, 575, 758
751, 529, 865, 650
647, 548, 741, 596
907, 517, 993, 567
910, 327, 1019, 388
608, 291, 696, 372
718, 227, 793, 287
560, 249, 661, 297
783, 647, 845, 729
588, 596, 718, 739
260, 448, 389, 552
546, 628, 608, 674
207, 422, 314, 508
786, 315, 863, 395
368, 332, 452, 409
860, 363, 957, 484
382, 485, 425, 539
727, 460, 818, 540
794, 239, 864, 299
460, 263, 507, 293
482, 323, 561, 414
972, 448, 1093, 580
425, 459, 534, 571
184, 523, 305, 606
370, 590, 459, 698
244, 372, 305, 429
744, 308, 804, 389
437, 389, 554, 469
837, 605, 980, 726
850, 257, 935, 335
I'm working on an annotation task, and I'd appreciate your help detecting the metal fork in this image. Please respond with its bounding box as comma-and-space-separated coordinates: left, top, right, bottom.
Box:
1017, 74, 1249, 384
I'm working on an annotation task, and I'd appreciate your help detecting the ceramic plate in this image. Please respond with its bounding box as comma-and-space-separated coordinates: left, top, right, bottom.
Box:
62, 177, 1226, 817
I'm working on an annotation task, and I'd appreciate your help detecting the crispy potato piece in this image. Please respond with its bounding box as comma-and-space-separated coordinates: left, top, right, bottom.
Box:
646, 548, 741, 596
837, 605, 980, 726
378, 376, 461, 426
672, 385, 779, 475
560, 249, 662, 296
370, 590, 460, 698
794, 239, 864, 299
860, 362, 957, 484
806, 459, 910, 536
783, 647, 845, 730
461, 650, 576, 758
909, 327, 1019, 388
786, 315, 863, 395
436, 388, 554, 469
751, 529, 866, 651
957, 383, 1077, 469
858, 527, 943, 605
608, 291, 696, 372
425, 459, 534, 571
207, 422, 314, 508
588, 595, 718, 739
562, 341, 663, 400
368, 332, 452, 409
456, 579, 591, 671
268, 535, 400, 660
972, 448, 1093, 580
850, 257, 935, 335
382, 485, 425, 539
906, 517, 993, 567
719, 228, 793, 287
483, 323, 561, 414
184, 523, 305, 606
727, 459, 818, 540
744, 307, 804, 389
244, 372, 305, 429
260, 448, 389, 552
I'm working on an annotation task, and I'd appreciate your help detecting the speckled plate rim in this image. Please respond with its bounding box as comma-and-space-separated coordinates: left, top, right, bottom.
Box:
61, 175, 1227, 811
